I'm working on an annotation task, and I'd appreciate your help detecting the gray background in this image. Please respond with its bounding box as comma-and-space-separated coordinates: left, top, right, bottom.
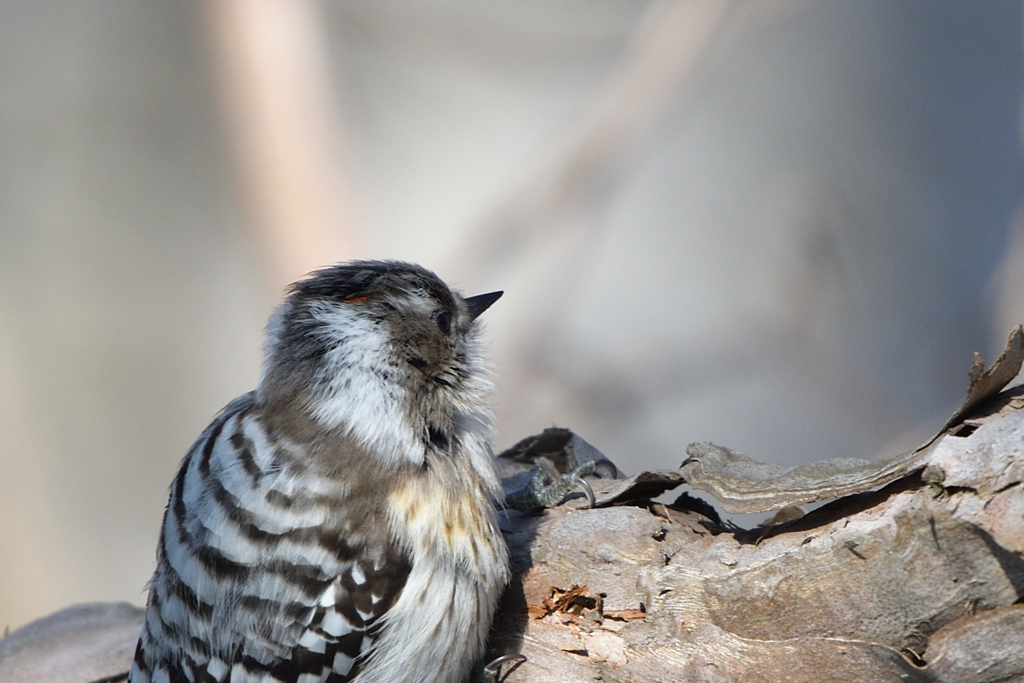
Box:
1, 1, 1021, 632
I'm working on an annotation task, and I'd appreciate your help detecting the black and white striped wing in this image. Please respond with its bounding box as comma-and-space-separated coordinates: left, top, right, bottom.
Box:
263, 547, 412, 683
130, 393, 412, 683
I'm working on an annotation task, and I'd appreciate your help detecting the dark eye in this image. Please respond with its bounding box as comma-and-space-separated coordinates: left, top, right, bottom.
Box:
433, 310, 451, 335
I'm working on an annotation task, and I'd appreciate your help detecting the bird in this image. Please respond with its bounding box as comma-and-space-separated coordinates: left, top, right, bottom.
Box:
128, 260, 510, 683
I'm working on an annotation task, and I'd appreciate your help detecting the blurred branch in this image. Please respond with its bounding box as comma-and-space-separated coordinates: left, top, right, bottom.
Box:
450, 0, 742, 440
456, 0, 739, 282
200, 0, 359, 296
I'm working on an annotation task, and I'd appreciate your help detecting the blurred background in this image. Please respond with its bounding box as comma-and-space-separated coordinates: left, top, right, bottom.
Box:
1, 0, 1022, 632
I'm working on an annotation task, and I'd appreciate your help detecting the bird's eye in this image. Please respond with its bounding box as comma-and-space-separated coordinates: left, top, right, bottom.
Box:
433, 310, 451, 335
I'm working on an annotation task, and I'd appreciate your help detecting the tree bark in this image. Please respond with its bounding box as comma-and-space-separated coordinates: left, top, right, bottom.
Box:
486, 328, 1024, 683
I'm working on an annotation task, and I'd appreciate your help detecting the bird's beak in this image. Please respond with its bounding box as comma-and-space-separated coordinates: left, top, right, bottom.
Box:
465, 291, 503, 321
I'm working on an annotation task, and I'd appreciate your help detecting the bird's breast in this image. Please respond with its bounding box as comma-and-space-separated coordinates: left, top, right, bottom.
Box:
386, 468, 505, 573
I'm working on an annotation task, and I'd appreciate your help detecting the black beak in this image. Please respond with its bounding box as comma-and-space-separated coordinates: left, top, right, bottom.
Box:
465, 291, 503, 321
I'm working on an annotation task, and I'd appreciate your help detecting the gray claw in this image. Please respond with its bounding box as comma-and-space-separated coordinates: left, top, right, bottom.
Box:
478, 653, 526, 683
571, 474, 596, 509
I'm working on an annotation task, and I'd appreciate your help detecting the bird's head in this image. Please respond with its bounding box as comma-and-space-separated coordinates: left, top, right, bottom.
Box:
257, 260, 501, 467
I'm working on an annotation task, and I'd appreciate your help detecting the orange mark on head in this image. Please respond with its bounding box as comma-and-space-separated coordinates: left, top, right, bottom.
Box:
343, 296, 370, 304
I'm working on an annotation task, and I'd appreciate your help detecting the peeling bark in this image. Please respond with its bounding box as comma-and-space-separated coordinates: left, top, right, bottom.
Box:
486, 328, 1024, 682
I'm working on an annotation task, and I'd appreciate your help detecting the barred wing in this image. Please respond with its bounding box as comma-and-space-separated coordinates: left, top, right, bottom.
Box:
130, 393, 412, 683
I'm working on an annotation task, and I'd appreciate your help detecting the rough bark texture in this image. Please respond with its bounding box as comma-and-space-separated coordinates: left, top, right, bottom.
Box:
2, 331, 1023, 683
491, 397, 1024, 682
483, 328, 1024, 683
